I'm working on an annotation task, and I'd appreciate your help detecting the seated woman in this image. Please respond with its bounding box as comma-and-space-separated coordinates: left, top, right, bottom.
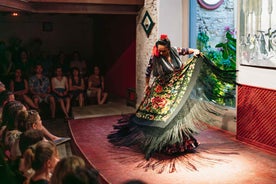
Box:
50, 155, 86, 184
1, 101, 70, 161
9, 67, 39, 110
51, 66, 71, 119
28, 140, 59, 184
68, 67, 85, 107
18, 129, 45, 183
87, 66, 108, 105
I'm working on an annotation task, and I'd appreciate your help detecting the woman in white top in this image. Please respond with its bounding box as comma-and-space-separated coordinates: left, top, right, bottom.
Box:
51, 66, 71, 119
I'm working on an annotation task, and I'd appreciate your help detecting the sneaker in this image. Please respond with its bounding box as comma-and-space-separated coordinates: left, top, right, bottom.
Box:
54, 137, 71, 146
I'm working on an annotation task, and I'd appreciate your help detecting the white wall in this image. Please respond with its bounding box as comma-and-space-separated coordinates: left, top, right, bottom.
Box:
237, 65, 276, 90
159, 0, 182, 47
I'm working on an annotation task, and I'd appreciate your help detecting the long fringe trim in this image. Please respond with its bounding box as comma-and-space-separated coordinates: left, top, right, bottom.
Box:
108, 97, 227, 159
108, 54, 235, 160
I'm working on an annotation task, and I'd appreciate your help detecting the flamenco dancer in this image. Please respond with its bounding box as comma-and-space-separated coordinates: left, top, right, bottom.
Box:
108, 34, 235, 160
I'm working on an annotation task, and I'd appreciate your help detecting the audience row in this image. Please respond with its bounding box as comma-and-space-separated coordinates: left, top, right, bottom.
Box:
8, 49, 88, 79
4, 62, 108, 120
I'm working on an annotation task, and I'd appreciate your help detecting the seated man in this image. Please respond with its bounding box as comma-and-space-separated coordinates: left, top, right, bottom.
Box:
29, 63, 56, 119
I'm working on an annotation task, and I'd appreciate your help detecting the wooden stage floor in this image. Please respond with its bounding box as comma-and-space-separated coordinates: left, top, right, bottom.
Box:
68, 114, 276, 184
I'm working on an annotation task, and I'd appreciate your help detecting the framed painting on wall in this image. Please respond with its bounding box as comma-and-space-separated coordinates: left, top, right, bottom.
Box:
238, 0, 276, 69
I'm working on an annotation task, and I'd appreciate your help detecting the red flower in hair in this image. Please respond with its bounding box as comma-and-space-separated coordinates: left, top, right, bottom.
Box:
152, 45, 159, 57
160, 34, 168, 40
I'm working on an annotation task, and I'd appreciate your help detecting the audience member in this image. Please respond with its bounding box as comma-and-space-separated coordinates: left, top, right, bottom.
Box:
0, 91, 14, 143
0, 90, 15, 107
39, 51, 54, 78
62, 167, 100, 184
69, 67, 85, 107
51, 66, 71, 119
16, 109, 70, 145
55, 51, 70, 77
29, 140, 59, 184
0, 102, 32, 161
70, 51, 87, 78
29, 63, 56, 119
10, 67, 39, 110
0, 90, 15, 123
19, 129, 45, 157
0, 146, 19, 184
87, 66, 108, 105
0, 81, 6, 92
1, 101, 69, 160
1, 101, 26, 148
14, 49, 34, 78
0, 81, 11, 123
18, 129, 45, 184
50, 155, 86, 184
0, 90, 13, 125
0, 41, 14, 79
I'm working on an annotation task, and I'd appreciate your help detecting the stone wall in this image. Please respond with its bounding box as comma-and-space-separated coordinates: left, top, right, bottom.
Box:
136, 0, 158, 104
196, 0, 235, 47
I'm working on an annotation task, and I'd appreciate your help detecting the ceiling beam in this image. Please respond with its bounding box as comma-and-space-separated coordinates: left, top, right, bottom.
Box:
28, 0, 144, 5
0, 0, 144, 14
31, 3, 141, 14
0, 0, 32, 11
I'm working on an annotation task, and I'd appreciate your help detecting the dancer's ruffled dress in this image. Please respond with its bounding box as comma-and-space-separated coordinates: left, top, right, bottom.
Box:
108, 48, 236, 160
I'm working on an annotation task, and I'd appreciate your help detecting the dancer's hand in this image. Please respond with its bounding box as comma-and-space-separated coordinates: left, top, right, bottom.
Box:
192, 49, 200, 57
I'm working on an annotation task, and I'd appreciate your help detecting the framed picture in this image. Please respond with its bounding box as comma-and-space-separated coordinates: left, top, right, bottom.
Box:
238, 0, 276, 69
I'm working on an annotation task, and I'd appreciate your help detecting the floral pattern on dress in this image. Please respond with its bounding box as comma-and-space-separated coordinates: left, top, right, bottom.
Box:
136, 60, 196, 122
